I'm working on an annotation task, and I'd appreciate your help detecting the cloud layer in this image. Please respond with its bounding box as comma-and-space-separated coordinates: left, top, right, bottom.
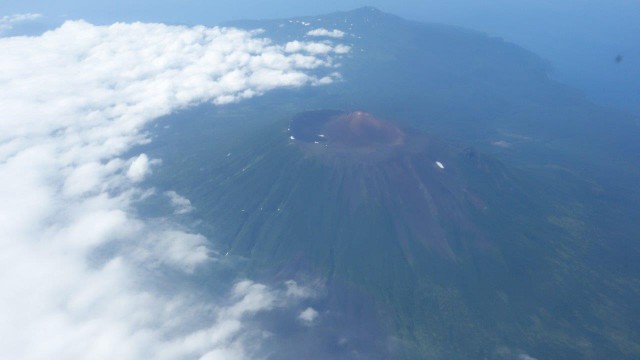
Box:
0, 19, 346, 359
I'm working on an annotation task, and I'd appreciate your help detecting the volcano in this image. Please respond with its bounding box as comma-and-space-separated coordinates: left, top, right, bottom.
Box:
144, 7, 640, 360
164, 109, 562, 358
148, 104, 639, 358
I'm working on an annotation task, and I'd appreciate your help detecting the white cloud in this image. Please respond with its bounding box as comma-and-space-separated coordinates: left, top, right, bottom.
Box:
491, 140, 512, 148
127, 153, 154, 182
298, 307, 319, 325
334, 44, 352, 54
285, 279, 316, 299
165, 190, 195, 214
0, 13, 42, 34
0, 19, 344, 360
495, 347, 539, 360
307, 28, 345, 38
63, 160, 122, 197
284, 40, 350, 55
141, 229, 210, 272
518, 354, 538, 360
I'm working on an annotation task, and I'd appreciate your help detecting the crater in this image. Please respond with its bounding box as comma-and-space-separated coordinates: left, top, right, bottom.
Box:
289, 110, 405, 149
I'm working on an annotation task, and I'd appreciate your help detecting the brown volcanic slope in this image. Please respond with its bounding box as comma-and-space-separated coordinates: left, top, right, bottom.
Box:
290, 110, 404, 150
323, 111, 405, 147
288, 110, 474, 258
